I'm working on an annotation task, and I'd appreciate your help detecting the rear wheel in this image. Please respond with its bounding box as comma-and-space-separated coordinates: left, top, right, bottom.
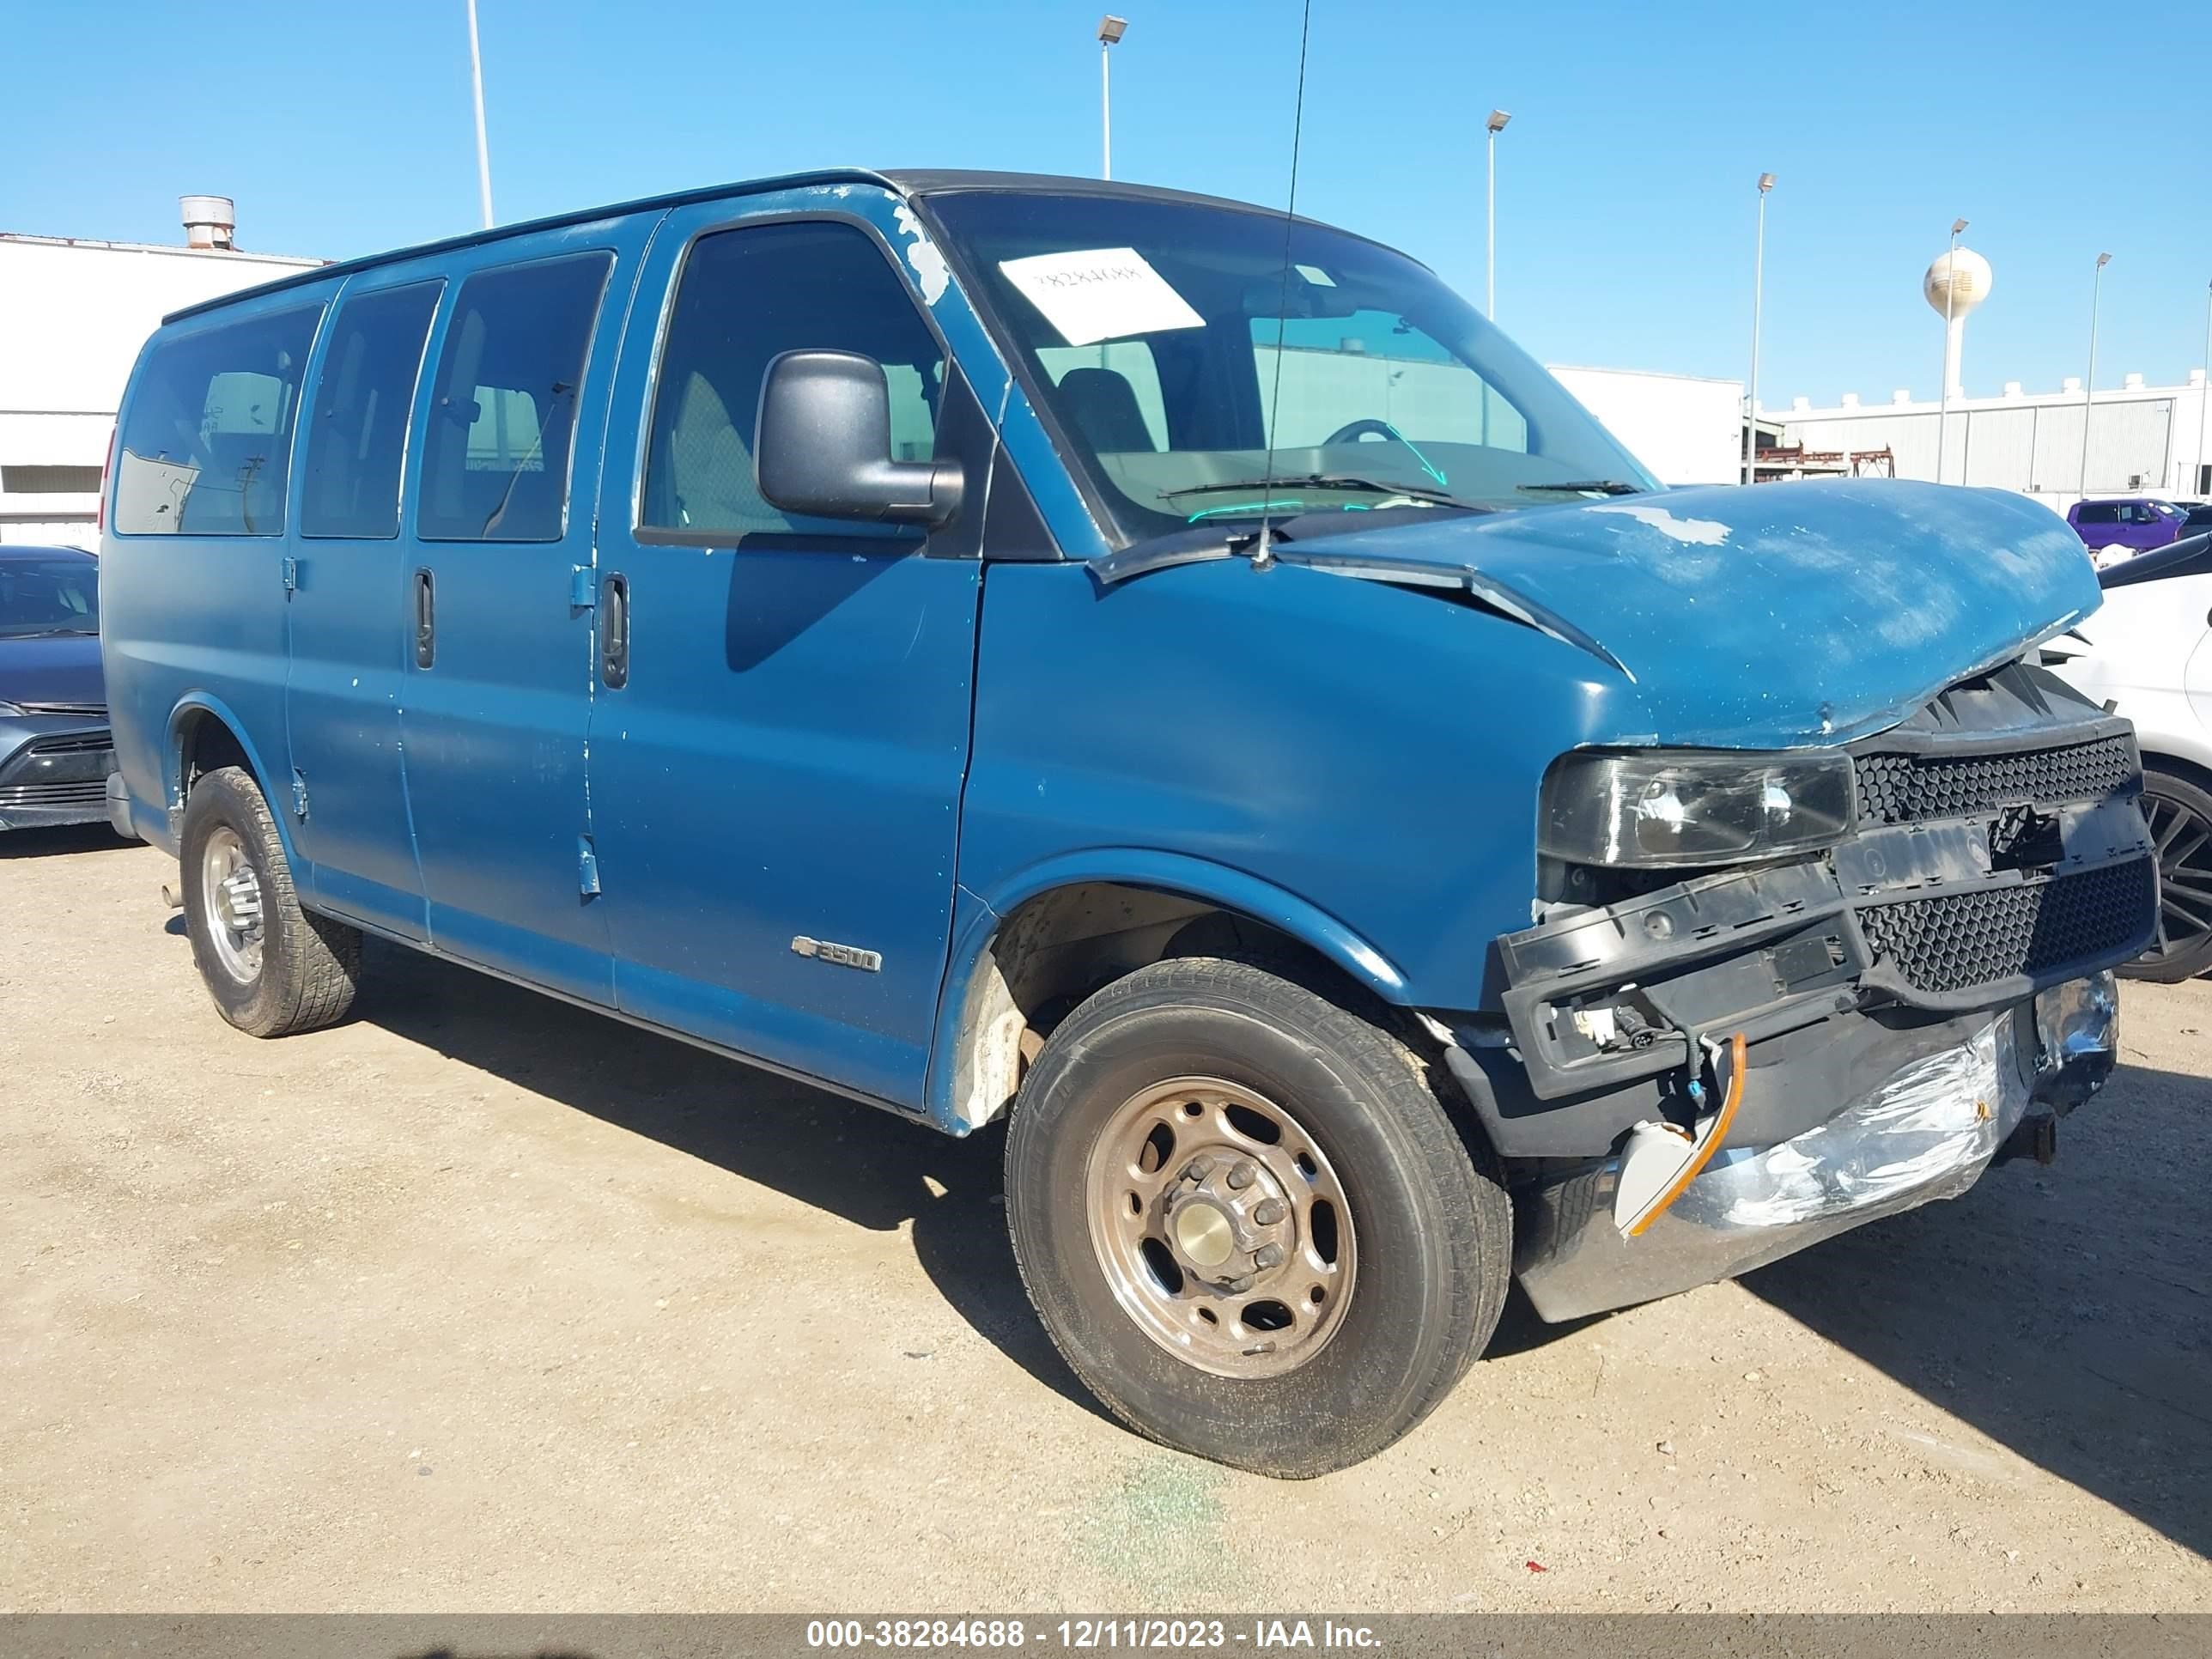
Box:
1003, 957, 1510, 1477
179, 765, 362, 1036
2129, 767, 2212, 982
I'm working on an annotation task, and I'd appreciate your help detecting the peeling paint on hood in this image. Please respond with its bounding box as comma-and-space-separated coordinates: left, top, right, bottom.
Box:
1589, 501, 1731, 545
1297, 480, 2101, 749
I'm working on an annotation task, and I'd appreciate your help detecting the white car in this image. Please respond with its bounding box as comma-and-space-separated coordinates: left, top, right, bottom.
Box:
2045, 532, 2212, 980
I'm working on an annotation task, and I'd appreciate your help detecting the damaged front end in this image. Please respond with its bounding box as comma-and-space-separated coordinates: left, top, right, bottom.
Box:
1447, 663, 2151, 1322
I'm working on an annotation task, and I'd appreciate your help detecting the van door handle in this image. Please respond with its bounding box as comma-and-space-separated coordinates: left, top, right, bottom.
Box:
413, 568, 435, 669
601, 572, 629, 690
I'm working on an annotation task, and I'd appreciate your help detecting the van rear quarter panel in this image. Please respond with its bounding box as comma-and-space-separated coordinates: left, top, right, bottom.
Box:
102, 293, 337, 857
959, 556, 1640, 1013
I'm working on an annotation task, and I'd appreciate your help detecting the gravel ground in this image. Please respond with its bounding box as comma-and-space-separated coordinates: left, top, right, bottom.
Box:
3, 823, 2208, 1613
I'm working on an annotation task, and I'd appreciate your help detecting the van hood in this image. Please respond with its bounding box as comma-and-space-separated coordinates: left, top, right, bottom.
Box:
1278, 480, 2100, 748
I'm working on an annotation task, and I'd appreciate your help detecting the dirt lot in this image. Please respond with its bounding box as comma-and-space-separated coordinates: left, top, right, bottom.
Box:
3, 823, 2208, 1613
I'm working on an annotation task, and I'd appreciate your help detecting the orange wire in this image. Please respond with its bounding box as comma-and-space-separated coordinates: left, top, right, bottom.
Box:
1627, 1030, 1747, 1238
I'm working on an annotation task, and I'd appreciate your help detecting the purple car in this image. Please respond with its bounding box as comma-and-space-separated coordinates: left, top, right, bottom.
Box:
2067, 496, 2190, 560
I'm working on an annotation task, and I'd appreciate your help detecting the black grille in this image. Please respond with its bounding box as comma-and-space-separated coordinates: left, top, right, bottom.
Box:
0, 779, 107, 809
1860, 858, 2154, 994
25, 732, 112, 757
1854, 735, 2136, 825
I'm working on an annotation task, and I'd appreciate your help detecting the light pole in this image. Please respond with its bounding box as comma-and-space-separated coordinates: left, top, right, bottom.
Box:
465, 0, 495, 228
1486, 109, 1511, 318
2195, 279, 2211, 498
2081, 252, 2111, 498
1097, 15, 1127, 180
1744, 172, 1775, 486
1936, 217, 1966, 483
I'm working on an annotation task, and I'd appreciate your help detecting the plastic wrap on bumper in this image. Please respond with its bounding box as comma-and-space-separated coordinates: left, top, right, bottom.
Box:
1694, 1016, 2024, 1232
2032, 970, 2121, 1109
1514, 976, 2118, 1322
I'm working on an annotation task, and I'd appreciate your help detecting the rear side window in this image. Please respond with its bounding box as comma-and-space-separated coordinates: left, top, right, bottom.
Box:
417, 253, 612, 543
301, 282, 442, 539
2075, 503, 2118, 525
113, 305, 322, 536
641, 220, 944, 544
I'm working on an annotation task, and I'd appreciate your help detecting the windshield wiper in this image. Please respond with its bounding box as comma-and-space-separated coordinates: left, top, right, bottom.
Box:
1160, 474, 1486, 512
1515, 479, 1645, 495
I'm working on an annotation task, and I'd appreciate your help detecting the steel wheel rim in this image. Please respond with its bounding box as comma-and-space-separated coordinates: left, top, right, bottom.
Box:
1084, 1075, 1357, 1380
2142, 791, 2212, 964
199, 825, 264, 984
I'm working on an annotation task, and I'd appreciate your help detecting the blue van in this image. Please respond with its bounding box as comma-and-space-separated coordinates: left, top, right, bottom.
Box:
101, 170, 2153, 1475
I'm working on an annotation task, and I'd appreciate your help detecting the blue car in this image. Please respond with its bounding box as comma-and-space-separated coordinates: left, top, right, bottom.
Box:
99, 170, 2153, 1475
0, 544, 114, 831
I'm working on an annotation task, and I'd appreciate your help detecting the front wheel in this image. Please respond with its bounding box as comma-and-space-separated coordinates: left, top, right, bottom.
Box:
1003, 957, 1510, 1477
179, 765, 362, 1036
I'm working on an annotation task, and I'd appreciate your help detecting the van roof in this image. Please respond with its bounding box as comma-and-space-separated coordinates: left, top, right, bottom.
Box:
160, 169, 1382, 325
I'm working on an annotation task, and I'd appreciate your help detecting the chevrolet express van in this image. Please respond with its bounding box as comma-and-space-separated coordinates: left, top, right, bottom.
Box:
102, 171, 2153, 1476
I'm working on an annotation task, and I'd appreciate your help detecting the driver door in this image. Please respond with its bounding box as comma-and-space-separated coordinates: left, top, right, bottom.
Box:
586, 200, 984, 1108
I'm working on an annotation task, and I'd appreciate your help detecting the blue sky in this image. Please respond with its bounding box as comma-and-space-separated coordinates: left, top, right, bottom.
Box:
9, 0, 2207, 404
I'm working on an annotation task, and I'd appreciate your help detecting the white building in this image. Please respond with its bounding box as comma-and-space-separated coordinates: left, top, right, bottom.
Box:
0, 199, 321, 547
1548, 365, 1747, 486
1772, 373, 2212, 511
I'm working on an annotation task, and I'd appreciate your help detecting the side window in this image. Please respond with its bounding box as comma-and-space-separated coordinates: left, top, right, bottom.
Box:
641, 220, 945, 543
300, 282, 442, 539
2076, 503, 2117, 526
1036, 342, 1168, 454
112, 304, 322, 535
417, 253, 612, 543
1250, 310, 1529, 453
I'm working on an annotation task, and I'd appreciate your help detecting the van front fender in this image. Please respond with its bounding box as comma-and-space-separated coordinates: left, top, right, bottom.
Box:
926, 849, 1409, 1133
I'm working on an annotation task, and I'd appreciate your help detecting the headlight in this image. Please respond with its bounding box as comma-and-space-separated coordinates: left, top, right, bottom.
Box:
1540, 749, 1854, 868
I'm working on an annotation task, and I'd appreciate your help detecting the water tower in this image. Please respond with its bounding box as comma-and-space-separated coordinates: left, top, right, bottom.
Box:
1923, 245, 1993, 399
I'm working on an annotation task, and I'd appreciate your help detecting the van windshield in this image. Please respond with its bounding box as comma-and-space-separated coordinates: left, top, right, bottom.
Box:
927, 190, 1657, 545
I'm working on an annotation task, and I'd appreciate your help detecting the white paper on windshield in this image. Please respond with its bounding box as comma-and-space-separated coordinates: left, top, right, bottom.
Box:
997, 247, 1205, 347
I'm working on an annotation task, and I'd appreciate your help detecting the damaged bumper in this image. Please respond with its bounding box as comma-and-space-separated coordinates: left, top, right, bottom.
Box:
1449, 692, 2156, 1322
1512, 974, 2118, 1321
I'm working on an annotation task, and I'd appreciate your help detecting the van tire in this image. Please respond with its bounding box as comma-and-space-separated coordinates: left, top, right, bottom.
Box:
179, 765, 361, 1036
1002, 957, 1509, 1477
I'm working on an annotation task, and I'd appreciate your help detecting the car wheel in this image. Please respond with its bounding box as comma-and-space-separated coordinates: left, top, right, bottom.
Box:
179, 764, 362, 1035
2128, 767, 2212, 982
1002, 956, 1510, 1477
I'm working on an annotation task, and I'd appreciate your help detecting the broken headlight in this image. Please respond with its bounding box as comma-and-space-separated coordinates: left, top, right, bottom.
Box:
1540, 749, 1854, 868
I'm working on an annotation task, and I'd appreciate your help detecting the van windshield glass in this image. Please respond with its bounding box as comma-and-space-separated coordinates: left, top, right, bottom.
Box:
927, 191, 1657, 545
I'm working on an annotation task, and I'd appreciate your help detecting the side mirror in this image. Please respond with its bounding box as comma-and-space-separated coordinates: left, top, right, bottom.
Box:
756, 349, 963, 529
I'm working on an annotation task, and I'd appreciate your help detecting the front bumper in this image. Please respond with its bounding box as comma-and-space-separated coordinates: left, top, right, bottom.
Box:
1464, 684, 2155, 1322
1458, 708, 2155, 1162
0, 720, 117, 831
1513, 973, 2118, 1322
